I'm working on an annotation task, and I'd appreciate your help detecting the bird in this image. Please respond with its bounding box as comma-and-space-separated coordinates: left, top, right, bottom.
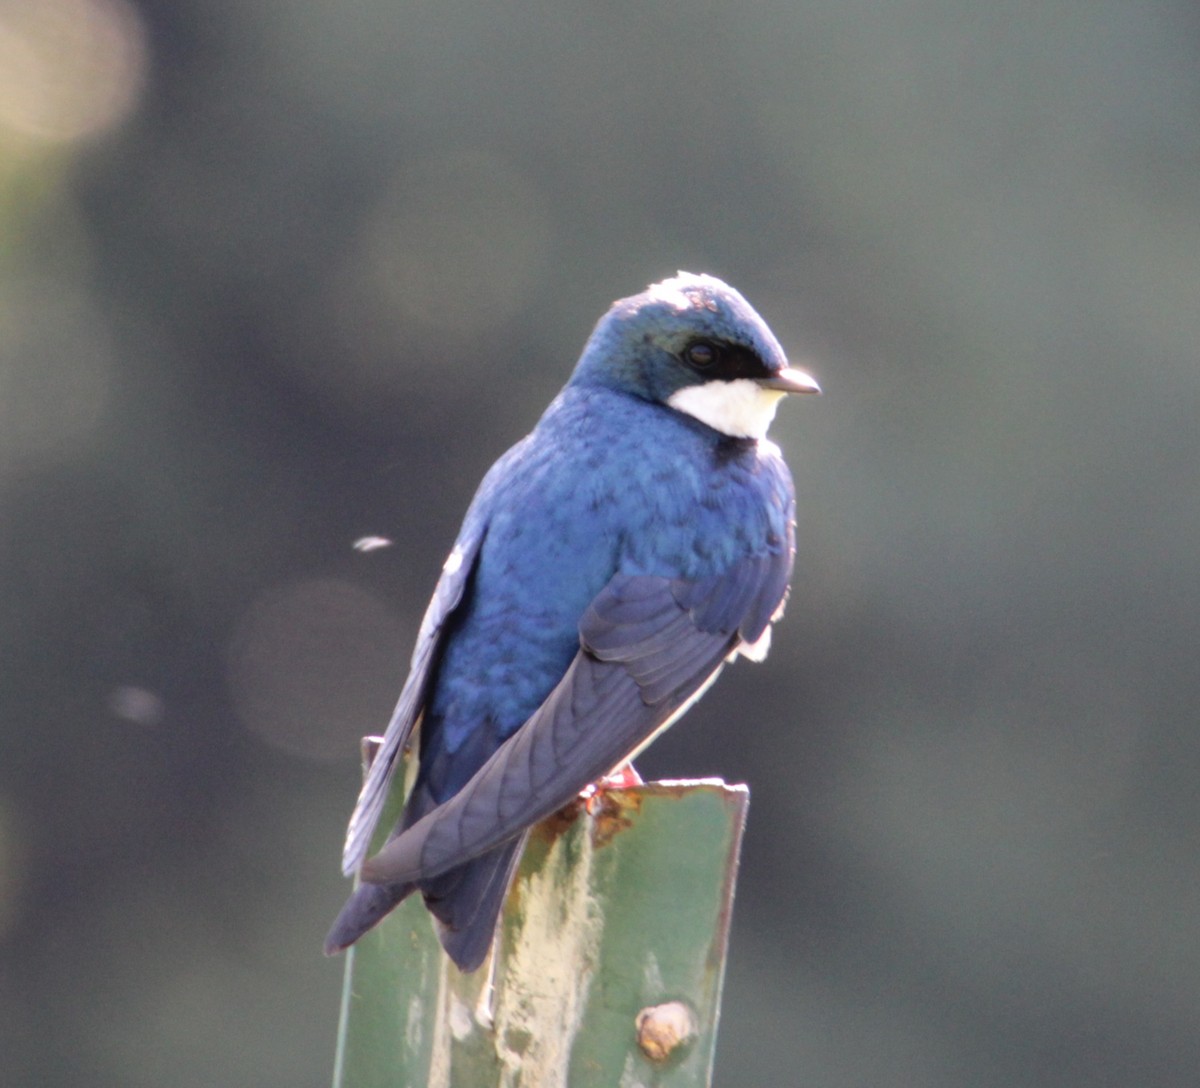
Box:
325, 272, 820, 971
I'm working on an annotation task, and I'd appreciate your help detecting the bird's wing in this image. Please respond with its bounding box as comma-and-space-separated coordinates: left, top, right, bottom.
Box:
360, 545, 791, 886
341, 528, 486, 875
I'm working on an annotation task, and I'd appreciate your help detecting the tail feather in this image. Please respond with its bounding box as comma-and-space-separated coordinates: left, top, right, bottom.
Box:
425, 838, 525, 972
323, 838, 525, 970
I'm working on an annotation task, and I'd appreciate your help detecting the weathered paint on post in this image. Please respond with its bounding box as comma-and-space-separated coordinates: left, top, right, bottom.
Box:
332, 759, 748, 1088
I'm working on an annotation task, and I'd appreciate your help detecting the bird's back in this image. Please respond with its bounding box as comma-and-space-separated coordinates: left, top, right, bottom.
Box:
419, 383, 794, 802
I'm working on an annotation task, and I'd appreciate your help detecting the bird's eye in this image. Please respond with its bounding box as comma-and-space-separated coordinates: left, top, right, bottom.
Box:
685, 341, 718, 369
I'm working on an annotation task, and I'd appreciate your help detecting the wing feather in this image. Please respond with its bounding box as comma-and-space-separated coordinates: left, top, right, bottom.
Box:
360, 554, 790, 887
340, 528, 486, 875
673, 531, 793, 642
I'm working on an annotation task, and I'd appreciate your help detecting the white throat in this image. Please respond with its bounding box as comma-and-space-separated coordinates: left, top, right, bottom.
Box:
666, 378, 786, 440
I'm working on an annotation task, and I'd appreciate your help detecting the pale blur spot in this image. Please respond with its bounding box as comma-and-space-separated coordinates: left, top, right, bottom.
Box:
226, 579, 407, 762
0, 0, 147, 145
326, 148, 552, 388
352, 536, 393, 553
0, 280, 113, 480
361, 149, 550, 337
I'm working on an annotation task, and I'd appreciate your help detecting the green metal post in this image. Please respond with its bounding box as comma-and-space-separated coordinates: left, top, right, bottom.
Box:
332, 755, 748, 1088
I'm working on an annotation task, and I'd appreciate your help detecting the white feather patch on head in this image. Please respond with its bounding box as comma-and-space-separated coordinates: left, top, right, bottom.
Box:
643, 271, 725, 313
644, 278, 696, 311
666, 379, 787, 439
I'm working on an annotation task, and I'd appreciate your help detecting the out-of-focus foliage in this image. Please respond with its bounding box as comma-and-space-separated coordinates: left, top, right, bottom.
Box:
2, 1, 1198, 1085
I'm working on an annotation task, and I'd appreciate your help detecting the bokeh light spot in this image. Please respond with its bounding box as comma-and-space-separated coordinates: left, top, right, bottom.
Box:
323, 148, 552, 394
364, 149, 549, 335
0, 0, 147, 144
107, 685, 165, 727
227, 578, 407, 763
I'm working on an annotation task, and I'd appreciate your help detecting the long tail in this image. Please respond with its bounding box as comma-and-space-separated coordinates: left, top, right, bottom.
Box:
323, 838, 524, 972
423, 837, 525, 972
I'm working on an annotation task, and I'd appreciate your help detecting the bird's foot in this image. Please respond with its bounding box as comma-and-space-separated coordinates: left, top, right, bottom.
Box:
580, 763, 643, 813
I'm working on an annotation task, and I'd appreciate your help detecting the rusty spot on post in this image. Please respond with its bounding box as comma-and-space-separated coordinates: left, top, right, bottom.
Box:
635, 1000, 697, 1062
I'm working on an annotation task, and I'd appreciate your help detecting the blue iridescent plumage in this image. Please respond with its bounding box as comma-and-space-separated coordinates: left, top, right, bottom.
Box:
326, 273, 819, 970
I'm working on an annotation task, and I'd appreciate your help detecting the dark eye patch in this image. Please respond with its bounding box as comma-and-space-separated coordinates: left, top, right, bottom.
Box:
685, 341, 718, 368
682, 340, 772, 382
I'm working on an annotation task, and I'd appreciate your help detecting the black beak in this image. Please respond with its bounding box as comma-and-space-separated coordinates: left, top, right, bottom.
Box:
758, 366, 822, 395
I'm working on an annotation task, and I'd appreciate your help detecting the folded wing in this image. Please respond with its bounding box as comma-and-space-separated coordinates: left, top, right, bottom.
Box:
361, 545, 791, 887
340, 529, 486, 876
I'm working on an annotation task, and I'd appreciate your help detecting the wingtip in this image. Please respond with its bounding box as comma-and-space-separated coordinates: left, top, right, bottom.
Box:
323, 911, 356, 957
325, 880, 418, 953
323, 934, 347, 957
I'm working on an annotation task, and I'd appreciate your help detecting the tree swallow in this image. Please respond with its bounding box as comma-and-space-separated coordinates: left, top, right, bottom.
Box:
325, 272, 820, 971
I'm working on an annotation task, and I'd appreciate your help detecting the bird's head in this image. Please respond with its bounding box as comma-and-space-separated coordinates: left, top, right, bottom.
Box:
570, 272, 820, 440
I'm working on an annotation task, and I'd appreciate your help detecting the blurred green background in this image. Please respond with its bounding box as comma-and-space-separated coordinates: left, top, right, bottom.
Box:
3, 1, 1199, 1084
